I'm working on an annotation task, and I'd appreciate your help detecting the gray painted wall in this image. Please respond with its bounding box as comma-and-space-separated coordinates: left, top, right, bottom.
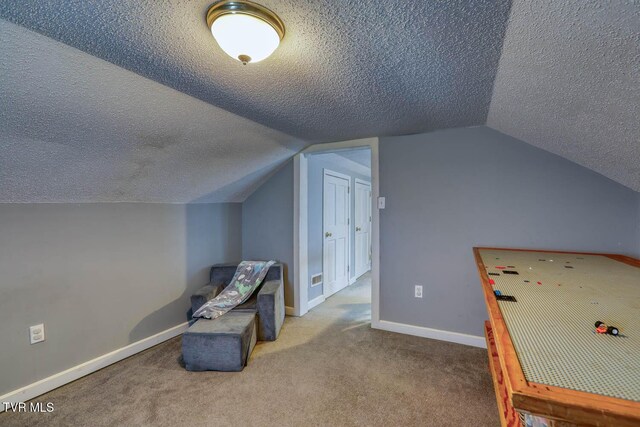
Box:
637, 195, 640, 258
0, 203, 241, 396
379, 126, 640, 337
242, 161, 294, 306
307, 152, 371, 301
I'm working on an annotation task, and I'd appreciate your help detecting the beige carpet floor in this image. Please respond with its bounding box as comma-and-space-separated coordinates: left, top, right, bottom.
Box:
2, 274, 499, 426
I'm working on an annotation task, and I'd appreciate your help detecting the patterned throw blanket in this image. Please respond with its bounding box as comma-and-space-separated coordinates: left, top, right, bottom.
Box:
192, 260, 275, 320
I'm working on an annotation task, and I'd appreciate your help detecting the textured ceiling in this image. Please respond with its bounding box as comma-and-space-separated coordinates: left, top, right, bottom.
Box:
2, 1, 638, 203
488, 0, 640, 192
0, 0, 512, 143
0, 21, 304, 203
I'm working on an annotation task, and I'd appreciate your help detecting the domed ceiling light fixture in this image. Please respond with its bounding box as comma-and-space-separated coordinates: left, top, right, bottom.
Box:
206, 1, 285, 65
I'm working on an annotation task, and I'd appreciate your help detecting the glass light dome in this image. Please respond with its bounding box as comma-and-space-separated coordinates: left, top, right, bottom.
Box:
211, 14, 280, 63
207, 2, 285, 65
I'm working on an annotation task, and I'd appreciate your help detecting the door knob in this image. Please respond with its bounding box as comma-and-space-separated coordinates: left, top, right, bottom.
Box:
325, 232, 332, 237
356, 227, 361, 231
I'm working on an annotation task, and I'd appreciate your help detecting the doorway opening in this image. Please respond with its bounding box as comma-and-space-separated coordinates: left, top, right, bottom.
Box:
293, 138, 380, 324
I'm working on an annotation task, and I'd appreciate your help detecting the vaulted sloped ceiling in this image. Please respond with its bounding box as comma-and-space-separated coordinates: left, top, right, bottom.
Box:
488, 0, 640, 192
0, 0, 512, 142
1, 1, 638, 203
337, 150, 371, 169
0, 21, 304, 203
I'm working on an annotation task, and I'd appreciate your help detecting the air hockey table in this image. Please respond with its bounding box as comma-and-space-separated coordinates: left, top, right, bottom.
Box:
474, 247, 640, 427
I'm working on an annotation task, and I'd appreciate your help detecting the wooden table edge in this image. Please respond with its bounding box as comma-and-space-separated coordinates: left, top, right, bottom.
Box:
474, 247, 640, 426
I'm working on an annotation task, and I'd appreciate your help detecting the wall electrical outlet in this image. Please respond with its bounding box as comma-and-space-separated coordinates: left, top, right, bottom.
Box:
29, 324, 45, 344
415, 285, 423, 298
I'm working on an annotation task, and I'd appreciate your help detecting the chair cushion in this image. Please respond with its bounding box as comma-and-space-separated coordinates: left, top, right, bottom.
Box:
182, 311, 257, 372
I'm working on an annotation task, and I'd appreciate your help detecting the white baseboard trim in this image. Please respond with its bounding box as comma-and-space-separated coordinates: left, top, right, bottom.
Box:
307, 295, 326, 310
0, 322, 189, 409
372, 320, 486, 349
285, 306, 296, 316
350, 269, 371, 285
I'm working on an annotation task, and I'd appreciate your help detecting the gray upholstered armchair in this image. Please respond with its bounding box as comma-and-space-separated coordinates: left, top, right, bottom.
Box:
190, 262, 285, 341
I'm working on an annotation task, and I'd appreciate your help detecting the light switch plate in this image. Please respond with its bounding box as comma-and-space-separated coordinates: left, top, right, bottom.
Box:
378, 197, 386, 209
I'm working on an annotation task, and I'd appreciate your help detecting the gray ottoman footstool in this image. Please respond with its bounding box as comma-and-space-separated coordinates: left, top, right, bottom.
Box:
182, 311, 257, 372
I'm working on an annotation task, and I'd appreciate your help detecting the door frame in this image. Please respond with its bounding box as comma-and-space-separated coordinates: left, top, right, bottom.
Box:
293, 137, 380, 326
353, 178, 371, 281
322, 169, 352, 299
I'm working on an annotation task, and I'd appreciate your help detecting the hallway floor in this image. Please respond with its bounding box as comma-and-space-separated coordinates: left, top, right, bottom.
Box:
2, 274, 499, 426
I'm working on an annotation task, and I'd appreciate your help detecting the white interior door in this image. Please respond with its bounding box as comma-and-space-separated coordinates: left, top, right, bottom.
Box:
355, 179, 372, 278
323, 170, 350, 297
